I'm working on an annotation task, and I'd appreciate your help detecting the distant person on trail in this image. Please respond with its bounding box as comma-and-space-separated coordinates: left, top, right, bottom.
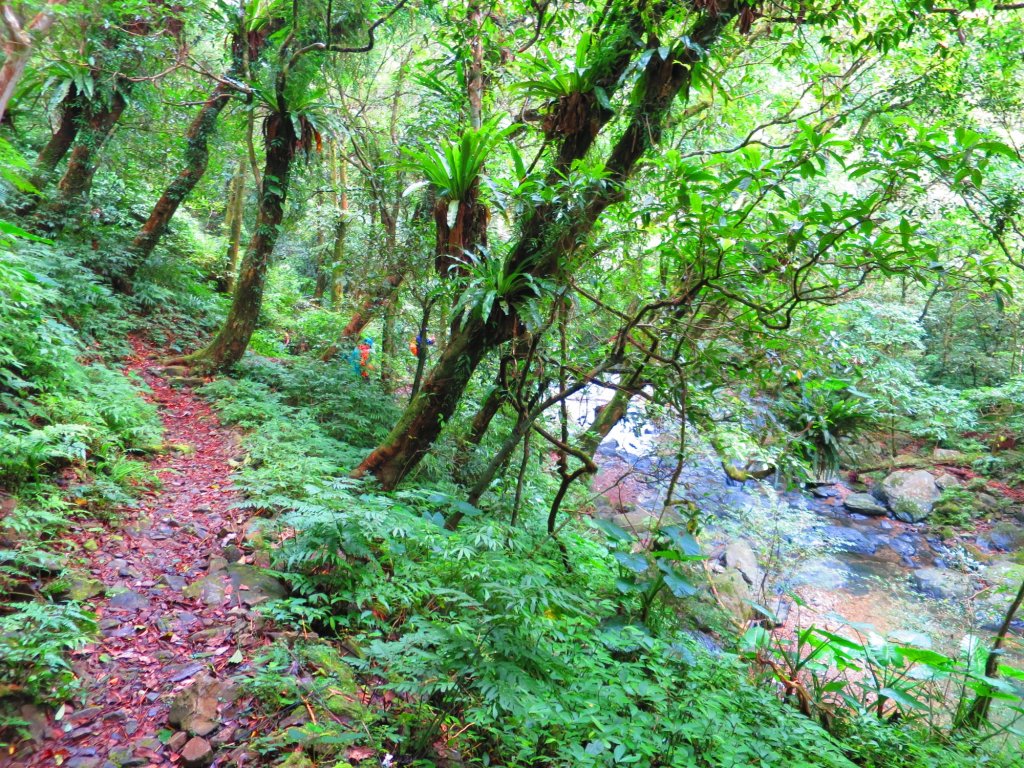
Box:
409, 334, 435, 357
350, 338, 373, 378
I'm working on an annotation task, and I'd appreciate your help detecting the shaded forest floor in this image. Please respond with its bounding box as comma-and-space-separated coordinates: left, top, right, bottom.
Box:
14, 339, 271, 767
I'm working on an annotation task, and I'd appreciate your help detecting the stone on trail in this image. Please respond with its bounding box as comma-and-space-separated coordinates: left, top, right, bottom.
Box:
226, 563, 287, 606
67, 575, 105, 601
180, 736, 214, 768
843, 493, 888, 516
183, 573, 230, 605
881, 470, 941, 522
168, 674, 235, 737
107, 589, 151, 611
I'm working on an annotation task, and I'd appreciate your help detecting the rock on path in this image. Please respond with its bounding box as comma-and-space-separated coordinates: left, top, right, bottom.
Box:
13, 338, 273, 768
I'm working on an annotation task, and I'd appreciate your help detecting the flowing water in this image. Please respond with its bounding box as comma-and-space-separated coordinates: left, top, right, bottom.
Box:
566, 386, 1023, 661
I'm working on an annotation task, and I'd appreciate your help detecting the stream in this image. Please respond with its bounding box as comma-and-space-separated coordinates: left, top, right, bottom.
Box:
566, 387, 1024, 658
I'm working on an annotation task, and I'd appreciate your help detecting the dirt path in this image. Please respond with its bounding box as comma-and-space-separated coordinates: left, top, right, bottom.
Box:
14, 340, 268, 768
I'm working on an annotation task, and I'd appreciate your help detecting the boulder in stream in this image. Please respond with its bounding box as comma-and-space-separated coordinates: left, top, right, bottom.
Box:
910, 567, 972, 600
843, 493, 888, 516
881, 470, 941, 522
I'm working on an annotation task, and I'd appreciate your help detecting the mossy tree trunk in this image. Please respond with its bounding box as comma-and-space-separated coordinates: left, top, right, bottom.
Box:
223, 156, 247, 293
29, 83, 83, 190
180, 113, 296, 372
40, 86, 129, 228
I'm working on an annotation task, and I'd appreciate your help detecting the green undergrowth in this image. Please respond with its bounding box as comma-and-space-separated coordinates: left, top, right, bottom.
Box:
202, 358, 1018, 768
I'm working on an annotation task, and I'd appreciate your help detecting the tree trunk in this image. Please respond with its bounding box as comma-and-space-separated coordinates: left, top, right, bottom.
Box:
223, 157, 247, 293
355, 7, 736, 490
353, 315, 496, 488
380, 290, 399, 391
0, 0, 67, 124
466, 377, 503, 446
118, 84, 233, 287
959, 577, 1024, 728
331, 152, 349, 306
29, 83, 83, 189
179, 113, 296, 372
41, 87, 129, 227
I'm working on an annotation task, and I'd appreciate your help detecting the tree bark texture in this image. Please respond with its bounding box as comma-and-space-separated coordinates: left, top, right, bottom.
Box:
29, 83, 83, 189
184, 113, 296, 371
354, 4, 737, 490
41, 87, 129, 226
223, 157, 247, 293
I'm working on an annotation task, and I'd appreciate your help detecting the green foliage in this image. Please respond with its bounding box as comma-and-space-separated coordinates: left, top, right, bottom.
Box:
781, 379, 876, 477
744, 618, 1023, 764
404, 117, 506, 202
0, 601, 97, 713
202, 354, 1014, 767
931, 487, 978, 528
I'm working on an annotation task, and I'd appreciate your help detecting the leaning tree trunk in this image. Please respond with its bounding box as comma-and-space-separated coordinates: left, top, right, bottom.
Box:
354, 7, 736, 490
29, 83, 83, 189
40, 87, 129, 228
117, 84, 233, 288
179, 113, 296, 372
352, 314, 501, 488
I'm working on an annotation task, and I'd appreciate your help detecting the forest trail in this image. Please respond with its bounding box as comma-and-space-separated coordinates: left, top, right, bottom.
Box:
15, 339, 268, 768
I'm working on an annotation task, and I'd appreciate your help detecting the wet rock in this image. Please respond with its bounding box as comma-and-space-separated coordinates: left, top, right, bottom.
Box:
989, 522, 1024, 552
222, 544, 244, 563
168, 675, 234, 737
180, 737, 213, 767
684, 630, 722, 654
821, 526, 878, 555
183, 573, 230, 606
107, 590, 150, 611
887, 534, 917, 559
881, 470, 940, 522
709, 569, 753, 622
911, 567, 972, 600
933, 472, 961, 490
791, 558, 850, 590
843, 493, 888, 516
66, 759, 101, 768
226, 563, 287, 606
67, 575, 105, 601
723, 540, 762, 588
207, 556, 228, 573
